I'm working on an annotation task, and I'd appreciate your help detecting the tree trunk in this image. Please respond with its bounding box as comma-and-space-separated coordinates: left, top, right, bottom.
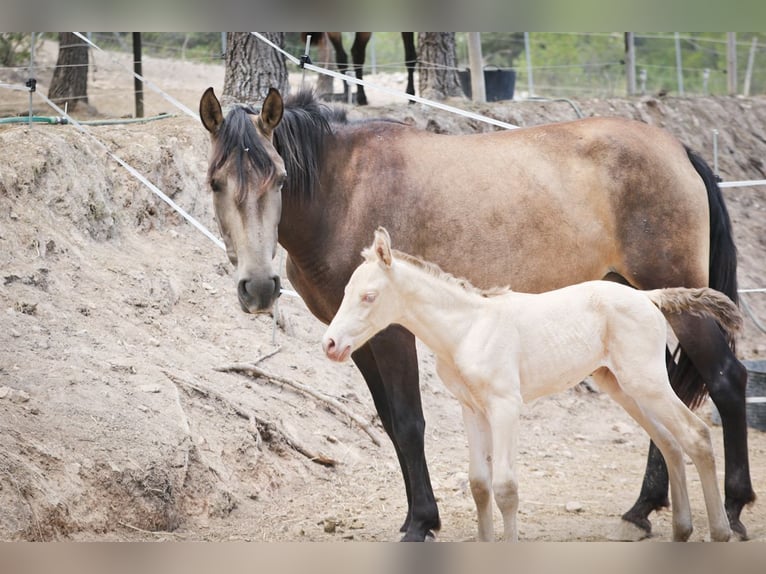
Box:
222, 32, 288, 107
48, 32, 88, 109
417, 32, 463, 100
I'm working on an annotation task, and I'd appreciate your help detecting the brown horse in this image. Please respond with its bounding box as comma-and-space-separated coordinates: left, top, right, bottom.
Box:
198, 86, 754, 541
301, 33, 416, 105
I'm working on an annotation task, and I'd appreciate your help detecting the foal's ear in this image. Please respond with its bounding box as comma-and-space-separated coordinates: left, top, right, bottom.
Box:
260, 88, 284, 138
200, 87, 224, 135
373, 227, 393, 268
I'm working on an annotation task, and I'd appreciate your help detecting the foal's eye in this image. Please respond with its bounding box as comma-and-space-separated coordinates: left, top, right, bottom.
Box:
361, 292, 377, 304
210, 179, 222, 193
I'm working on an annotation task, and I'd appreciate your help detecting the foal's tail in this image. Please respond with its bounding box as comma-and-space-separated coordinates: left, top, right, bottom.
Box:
646, 286, 743, 341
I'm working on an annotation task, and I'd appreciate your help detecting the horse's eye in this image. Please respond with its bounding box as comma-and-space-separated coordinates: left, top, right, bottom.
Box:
210, 179, 222, 193
362, 292, 377, 304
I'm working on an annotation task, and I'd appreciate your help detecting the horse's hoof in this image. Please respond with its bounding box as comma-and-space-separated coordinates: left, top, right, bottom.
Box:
399, 530, 437, 542
608, 519, 651, 541
729, 519, 748, 541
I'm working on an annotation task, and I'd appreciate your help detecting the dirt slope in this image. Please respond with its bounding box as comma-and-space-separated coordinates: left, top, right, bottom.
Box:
1, 47, 765, 542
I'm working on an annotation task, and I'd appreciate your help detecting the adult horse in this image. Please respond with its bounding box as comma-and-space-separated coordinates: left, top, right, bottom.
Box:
301, 33, 416, 105
198, 86, 754, 541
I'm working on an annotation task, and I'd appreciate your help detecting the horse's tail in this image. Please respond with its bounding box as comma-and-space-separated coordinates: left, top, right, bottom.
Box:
646, 287, 743, 339
670, 147, 739, 409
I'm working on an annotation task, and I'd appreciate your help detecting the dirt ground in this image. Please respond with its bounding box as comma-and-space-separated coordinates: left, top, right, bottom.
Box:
1, 41, 765, 543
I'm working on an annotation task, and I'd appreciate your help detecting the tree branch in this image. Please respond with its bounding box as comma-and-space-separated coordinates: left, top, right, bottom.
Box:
214, 363, 383, 447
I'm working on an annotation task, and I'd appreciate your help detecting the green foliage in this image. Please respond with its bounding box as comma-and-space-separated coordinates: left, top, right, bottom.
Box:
509, 32, 766, 97
0, 33, 38, 68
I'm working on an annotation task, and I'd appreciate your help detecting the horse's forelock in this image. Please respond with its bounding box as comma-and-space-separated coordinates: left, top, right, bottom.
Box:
209, 106, 279, 204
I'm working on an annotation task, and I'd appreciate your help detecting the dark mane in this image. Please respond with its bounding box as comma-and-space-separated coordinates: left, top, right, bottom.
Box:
274, 90, 344, 202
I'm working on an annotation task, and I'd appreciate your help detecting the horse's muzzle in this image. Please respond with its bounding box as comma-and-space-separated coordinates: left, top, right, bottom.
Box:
237, 275, 281, 314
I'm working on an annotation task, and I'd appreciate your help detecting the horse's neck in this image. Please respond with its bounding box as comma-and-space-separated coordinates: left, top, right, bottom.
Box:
394, 263, 482, 358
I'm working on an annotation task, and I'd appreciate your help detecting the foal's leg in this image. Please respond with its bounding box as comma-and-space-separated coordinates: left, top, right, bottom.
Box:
592, 369, 694, 541
622, 317, 752, 539
352, 326, 440, 541
437, 360, 494, 540
487, 396, 522, 542
669, 315, 753, 538
460, 405, 494, 541
645, 397, 731, 541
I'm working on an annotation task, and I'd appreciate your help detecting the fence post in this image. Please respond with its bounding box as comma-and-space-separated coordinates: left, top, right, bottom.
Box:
727, 32, 738, 95
625, 32, 636, 96
675, 32, 684, 96
744, 36, 758, 96
133, 33, 144, 118
467, 32, 486, 103
524, 32, 535, 97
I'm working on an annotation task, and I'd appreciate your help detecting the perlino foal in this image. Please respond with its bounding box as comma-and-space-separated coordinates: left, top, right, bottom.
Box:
322, 228, 741, 542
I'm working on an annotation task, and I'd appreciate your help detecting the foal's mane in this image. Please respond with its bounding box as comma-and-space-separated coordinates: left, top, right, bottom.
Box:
364, 247, 510, 298
209, 90, 345, 204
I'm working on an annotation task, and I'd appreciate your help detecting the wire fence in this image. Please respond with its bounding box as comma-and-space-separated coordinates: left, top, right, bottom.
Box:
2, 32, 765, 119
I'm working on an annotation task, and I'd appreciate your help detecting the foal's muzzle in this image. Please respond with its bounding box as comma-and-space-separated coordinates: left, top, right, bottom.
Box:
237, 275, 281, 313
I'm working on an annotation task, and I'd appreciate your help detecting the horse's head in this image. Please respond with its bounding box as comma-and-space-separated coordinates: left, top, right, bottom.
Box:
323, 227, 402, 362
200, 87, 287, 314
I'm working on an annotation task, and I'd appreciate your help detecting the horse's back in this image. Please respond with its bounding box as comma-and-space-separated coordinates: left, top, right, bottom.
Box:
332, 116, 709, 295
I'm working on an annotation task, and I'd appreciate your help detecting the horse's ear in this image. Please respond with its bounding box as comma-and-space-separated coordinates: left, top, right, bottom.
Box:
373, 227, 393, 268
200, 87, 224, 135
260, 88, 284, 137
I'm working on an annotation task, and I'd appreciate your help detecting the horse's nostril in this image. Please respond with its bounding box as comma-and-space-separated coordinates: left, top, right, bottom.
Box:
238, 279, 249, 299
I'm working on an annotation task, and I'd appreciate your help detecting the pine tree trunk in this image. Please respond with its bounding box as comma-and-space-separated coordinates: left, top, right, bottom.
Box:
222, 32, 288, 106
48, 32, 88, 109
417, 32, 463, 100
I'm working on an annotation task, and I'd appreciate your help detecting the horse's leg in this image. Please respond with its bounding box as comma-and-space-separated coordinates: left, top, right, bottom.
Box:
401, 32, 417, 98
666, 314, 753, 538
352, 325, 440, 541
460, 405, 494, 541
314, 33, 334, 97
592, 368, 694, 541
487, 396, 521, 542
350, 33, 371, 105
351, 342, 413, 532
326, 33, 350, 100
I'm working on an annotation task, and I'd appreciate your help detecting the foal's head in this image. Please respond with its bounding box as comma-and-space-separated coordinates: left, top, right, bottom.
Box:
200, 87, 287, 314
323, 227, 402, 362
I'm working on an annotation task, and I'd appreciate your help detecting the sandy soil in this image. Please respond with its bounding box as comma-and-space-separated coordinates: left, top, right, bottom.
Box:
1, 40, 765, 543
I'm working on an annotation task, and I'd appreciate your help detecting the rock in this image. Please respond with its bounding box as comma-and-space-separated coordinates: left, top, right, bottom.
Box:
565, 501, 583, 513
138, 384, 162, 393
323, 517, 339, 533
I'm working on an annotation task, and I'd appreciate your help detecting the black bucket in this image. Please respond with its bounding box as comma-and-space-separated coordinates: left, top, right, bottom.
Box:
458, 68, 516, 102
711, 359, 766, 431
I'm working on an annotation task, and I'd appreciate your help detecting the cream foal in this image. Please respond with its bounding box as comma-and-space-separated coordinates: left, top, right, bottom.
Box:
323, 228, 740, 542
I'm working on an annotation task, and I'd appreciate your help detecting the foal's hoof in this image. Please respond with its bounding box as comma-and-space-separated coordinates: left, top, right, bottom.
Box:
608, 519, 651, 541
